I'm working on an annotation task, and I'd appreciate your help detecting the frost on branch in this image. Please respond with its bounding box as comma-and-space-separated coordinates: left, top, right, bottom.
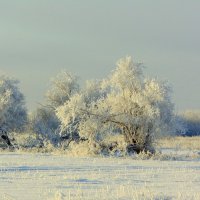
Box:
0, 75, 27, 132
56, 57, 175, 154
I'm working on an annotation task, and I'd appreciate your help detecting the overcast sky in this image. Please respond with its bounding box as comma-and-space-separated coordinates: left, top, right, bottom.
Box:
0, 0, 200, 112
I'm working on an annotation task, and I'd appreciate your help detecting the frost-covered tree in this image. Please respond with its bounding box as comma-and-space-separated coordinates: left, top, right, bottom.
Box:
98, 57, 174, 153
56, 57, 175, 154
29, 106, 60, 142
30, 71, 80, 145
0, 75, 27, 132
57, 80, 108, 144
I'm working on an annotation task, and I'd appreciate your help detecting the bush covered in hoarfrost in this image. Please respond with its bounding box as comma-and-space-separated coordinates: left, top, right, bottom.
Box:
56, 56, 175, 155
29, 106, 60, 144
0, 75, 27, 132
29, 71, 79, 145
178, 110, 200, 136
10, 132, 43, 149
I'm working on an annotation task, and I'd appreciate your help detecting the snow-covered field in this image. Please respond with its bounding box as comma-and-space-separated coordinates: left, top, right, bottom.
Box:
0, 148, 200, 200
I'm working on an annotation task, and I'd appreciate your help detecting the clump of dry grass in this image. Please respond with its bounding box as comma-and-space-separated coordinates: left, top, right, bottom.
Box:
157, 136, 200, 150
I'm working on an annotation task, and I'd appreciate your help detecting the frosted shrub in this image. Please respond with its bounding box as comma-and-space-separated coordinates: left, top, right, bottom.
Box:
28, 71, 80, 147
10, 132, 44, 149
0, 75, 27, 132
179, 110, 200, 136
44, 71, 80, 141
67, 140, 100, 156
29, 107, 60, 144
56, 56, 174, 155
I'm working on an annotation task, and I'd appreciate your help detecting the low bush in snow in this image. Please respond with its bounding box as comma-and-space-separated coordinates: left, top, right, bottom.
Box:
28, 106, 60, 145
177, 110, 200, 136
9, 132, 44, 149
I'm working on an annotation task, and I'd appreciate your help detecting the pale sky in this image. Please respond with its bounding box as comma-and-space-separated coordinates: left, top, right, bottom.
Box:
0, 0, 200, 111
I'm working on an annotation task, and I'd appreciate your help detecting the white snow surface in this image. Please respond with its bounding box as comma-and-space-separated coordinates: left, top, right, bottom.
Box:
0, 151, 200, 200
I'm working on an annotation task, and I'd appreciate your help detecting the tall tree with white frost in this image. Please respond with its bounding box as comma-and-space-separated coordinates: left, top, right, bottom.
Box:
56, 57, 174, 154
30, 71, 79, 143
0, 75, 27, 132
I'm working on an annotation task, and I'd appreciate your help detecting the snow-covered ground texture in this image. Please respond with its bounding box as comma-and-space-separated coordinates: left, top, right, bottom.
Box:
0, 149, 200, 200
